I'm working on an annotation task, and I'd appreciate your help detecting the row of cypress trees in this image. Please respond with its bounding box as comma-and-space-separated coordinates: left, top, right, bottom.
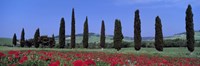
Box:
12, 27, 55, 48
13, 4, 195, 52
133, 4, 195, 52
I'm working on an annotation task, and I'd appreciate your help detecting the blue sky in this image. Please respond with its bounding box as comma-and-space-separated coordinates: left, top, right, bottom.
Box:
0, 0, 200, 39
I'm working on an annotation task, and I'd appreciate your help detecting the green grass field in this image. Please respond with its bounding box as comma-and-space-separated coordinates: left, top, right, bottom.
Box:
0, 46, 199, 58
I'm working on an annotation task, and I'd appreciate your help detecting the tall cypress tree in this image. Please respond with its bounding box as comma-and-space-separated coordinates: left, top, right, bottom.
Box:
71, 8, 76, 48
83, 16, 89, 48
59, 17, 66, 48
52, 34, 55, 47
34, 28, 40, 48
134, 9, 142, 51
49, 34, 55, 48
20, 28, 25, 47
12, 33, 17, 46
114, 19, 124, 51
100, 20, 105, 49
186, 4, 195, 52
155, 16, 164, 51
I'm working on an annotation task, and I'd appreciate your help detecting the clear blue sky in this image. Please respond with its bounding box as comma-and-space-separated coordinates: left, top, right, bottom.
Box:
0, 0, 200, 39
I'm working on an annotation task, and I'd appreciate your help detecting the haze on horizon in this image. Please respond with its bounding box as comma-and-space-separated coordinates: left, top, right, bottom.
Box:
0, 0, 200, 39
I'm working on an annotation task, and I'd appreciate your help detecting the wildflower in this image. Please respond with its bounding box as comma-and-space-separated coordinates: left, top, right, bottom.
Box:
84, 59, 96, 66
73, 60, 84, 66
49, 60, 60, 66
19, 56, 28, 64
0, 52, 6, 58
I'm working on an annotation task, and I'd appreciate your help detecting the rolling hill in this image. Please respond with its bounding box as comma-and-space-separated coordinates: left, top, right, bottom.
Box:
0, 38, 12, 45
1, 31, 200, 45
164, 31, 200, 40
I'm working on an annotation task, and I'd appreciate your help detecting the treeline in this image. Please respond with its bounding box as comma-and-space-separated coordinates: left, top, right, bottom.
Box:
12, 5, 196, 52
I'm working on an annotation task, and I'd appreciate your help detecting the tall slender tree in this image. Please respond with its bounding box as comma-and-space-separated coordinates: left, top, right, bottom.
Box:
71, 8, 76, 48
185, 4, 195, 52
49, 34, 55, 48
155, 16, 164, 51
114, 19, 124, 51
52, 34, 55, 47
20, 28, 25, 47
59, 17, 66, 48
12, 33, 17, 46
83, 16, 89, 48
100, 20, 105, 49
34, 28, 40, 48
134, 9, 142, 51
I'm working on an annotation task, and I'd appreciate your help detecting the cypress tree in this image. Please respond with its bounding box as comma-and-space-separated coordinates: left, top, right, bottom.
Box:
134, 9, 142, 51
49, 34, 55, 48
114, 19, 124, 51
186, 4, 195, 52
20, 28, 25, 47
12, 33, 17, 46
83, 16, 89, 48
59, 17, 66, 48
100, 20, 105, 49
52, 34, 55, 47
26, 39, 33, 48
34, 28, 40, 48
71, 8, 76, 48
155, 16, 164, 51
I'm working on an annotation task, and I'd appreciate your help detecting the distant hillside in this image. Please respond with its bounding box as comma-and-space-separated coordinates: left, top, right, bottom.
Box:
55, 33, 132, 43
55, 33, 155, 43
2, 31, 200, 45
0, 38, 12, 45
164, 31, 200, 40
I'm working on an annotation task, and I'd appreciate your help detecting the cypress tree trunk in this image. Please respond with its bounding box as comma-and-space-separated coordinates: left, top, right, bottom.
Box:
155, 16, 164, 51
100, 20, 105, 49
34, 28, 40, 48
20, 28, 25, 47
52, 34, 55, 48
83, 16, 89, 48
186, 4, 195, 52
71, 8, 76, 48
12, 33, 17, 46
114, 19, 124, 51
59, 18, 66, 48
134, 9, 142, 51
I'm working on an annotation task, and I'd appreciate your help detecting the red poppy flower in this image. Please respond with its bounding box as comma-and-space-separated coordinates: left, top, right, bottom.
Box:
111, 61, 118, 66
49, 60, 60, 66
8, 50, 20, 58
19, 56, 28, 64
84, 59, 96, 66
73, 60, 84, 66
0, 52, 6, 58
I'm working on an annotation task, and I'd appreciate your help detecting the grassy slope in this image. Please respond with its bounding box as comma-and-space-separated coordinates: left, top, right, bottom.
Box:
0, 46, 199, 58
0, 38, 12, 45
165, 32, 200, 40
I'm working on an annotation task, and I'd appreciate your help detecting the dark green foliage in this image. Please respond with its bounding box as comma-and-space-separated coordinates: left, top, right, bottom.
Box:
100, 20, 105, 48
155, 16, 164, 51
134, 9, 142, 51
26, 39, 33, 47
83, 17, 89, 48
34, 28, 40, 48
59, 17, 66, 48
186, 4, 195, 52
49, 34, 55, 48
71, 8, 76, 48
12, 33, 17, 46
113, 19, 124, 51
164, 39, 186, 47
20, 28, 25, 47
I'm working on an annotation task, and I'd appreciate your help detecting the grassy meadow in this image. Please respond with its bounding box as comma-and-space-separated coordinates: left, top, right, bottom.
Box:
1, 46, 200, 58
